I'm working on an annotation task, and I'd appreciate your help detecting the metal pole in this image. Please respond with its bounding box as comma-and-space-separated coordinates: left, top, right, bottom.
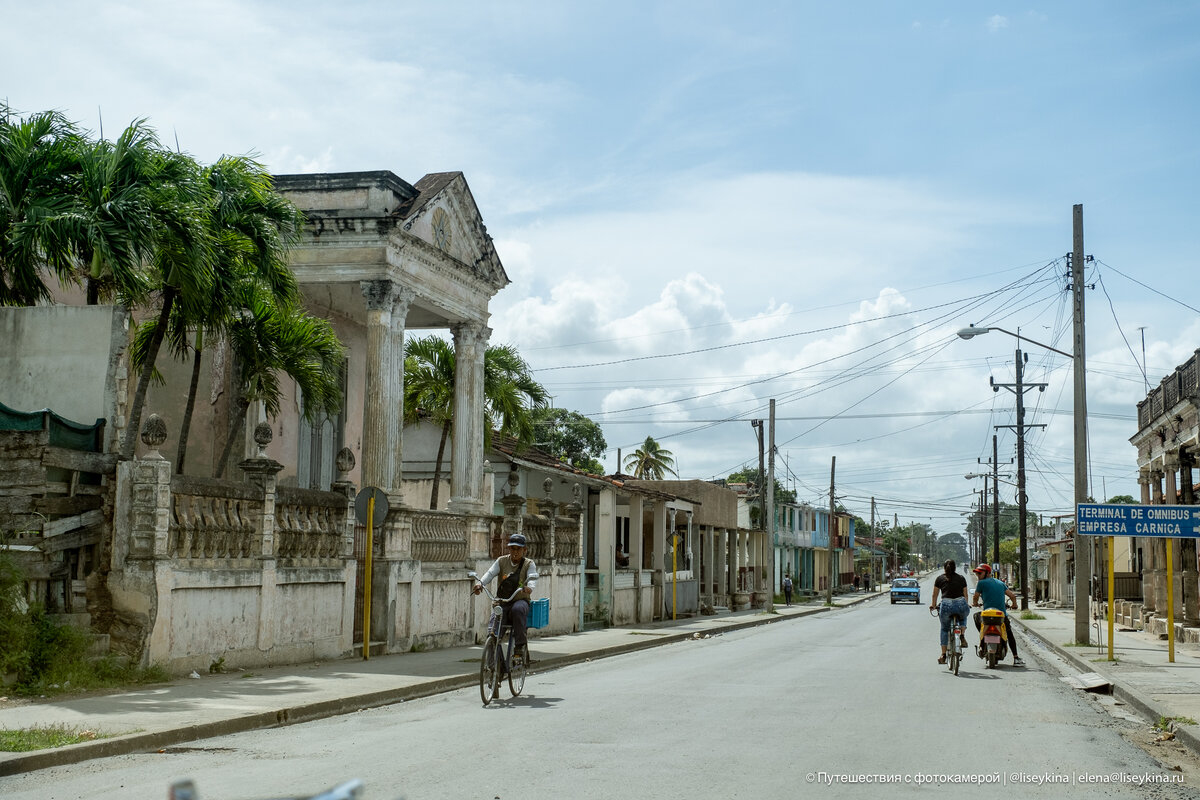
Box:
1073, 204, 1091, 644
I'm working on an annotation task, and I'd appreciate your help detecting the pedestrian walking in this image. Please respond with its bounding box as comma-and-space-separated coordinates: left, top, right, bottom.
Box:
783, 574, 793, 606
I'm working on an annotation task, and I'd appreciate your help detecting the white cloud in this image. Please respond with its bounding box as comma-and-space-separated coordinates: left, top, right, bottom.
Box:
987, 15, 1010, 33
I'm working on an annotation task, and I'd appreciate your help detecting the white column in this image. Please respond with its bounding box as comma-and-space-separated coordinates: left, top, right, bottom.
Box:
448, 322, 490, 513
629, 495, 644, 570
359, 280, 400, 492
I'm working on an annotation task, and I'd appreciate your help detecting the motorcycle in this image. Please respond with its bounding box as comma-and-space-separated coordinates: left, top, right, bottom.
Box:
974, 600, 1015, 668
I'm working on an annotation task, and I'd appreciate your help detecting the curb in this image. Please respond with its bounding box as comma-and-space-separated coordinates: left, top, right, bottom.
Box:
0, 603, 840, 775
1009, 617, 1200, 759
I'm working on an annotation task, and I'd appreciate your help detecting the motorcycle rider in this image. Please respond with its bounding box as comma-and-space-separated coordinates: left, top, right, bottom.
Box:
971, 563, 1024, 667
929, 559, 970, 665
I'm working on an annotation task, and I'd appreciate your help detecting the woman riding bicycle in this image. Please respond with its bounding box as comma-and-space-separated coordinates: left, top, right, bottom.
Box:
473, 533, 539, 661
928, 559, 969, 665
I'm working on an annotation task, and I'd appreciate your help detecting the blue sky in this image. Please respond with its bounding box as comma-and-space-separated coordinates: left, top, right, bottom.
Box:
5, 2, 1199, 533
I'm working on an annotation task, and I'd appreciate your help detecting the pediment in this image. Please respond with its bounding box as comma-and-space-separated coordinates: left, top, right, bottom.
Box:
399, 173, 509, 291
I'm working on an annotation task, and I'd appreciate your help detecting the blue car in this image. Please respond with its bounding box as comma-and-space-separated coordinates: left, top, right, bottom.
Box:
890, 577, 921, 604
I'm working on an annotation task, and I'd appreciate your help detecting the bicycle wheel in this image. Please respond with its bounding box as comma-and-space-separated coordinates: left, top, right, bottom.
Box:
950, 642, 961, 675
508, 641, 527, 696
480, 634, 499, 705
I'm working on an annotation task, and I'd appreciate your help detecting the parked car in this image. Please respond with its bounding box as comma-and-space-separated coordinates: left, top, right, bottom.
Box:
890, 577, 921, 604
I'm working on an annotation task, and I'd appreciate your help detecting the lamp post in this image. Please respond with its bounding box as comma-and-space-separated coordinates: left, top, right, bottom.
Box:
957, 320, 1087, 623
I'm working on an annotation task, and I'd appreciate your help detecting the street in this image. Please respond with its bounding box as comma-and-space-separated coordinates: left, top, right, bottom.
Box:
4, 580, 1200, 800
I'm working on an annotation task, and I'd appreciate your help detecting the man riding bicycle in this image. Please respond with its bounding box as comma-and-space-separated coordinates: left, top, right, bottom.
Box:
971, 563, 1024, 667
473, 533, 539, 666
929, 559, 969, 665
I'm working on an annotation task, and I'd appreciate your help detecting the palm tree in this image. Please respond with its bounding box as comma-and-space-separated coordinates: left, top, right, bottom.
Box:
130, 155, 302, 472
623, 436, 678, 480
213, 282, 344, 478
404, 335, 548, 509
0, 105, 83, 306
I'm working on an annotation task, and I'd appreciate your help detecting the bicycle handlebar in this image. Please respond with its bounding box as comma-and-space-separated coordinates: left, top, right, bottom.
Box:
468, 574, 523, 604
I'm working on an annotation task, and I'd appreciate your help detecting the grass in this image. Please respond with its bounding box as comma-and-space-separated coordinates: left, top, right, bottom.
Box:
1091, 656, 1120, 663
14, 655, 170, 698
1020, 611, 1046, 620
1062, 641, 1092, 647
1155, 716, 1197, 731
0, 723, 109, 752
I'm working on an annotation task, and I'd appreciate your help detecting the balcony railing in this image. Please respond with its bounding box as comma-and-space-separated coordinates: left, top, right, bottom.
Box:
1138, 349, 1200, 430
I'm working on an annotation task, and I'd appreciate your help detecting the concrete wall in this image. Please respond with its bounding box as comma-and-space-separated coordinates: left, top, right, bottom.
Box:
0, 304, 124, 428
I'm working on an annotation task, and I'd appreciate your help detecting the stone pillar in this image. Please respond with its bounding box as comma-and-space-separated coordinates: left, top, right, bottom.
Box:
724, 527, 734, 597
629, 495, 645, 620
359, 280, 401, 492
448, 322, 490, 514
1163, 451, 1199, 626
239, 422, 286, 653
715, 528, 728, 606
1151, 465, 1169, 621
1139, 468, 1156, 615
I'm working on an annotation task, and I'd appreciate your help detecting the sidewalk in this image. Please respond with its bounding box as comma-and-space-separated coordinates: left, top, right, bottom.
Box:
0, 591, 879, 776
1012, 604, 1200, 755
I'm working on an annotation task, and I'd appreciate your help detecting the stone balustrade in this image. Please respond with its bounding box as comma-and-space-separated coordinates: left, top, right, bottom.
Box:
169, 477, 261, 562
410, 510, 469, 562
276, 486, 354, 565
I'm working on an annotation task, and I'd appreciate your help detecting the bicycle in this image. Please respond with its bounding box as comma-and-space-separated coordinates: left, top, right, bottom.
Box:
468, 571, 528, 706
930, 604, 966, 675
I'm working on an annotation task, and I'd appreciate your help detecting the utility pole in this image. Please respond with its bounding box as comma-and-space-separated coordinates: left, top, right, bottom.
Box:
893, 513, 899, 577
1072, 204, 1092, 644
826, 456, 836, 605
870, 497, 877, 591
993, 349, 1047, 610
765, 400, 775, 612
992, 435, 1003, 564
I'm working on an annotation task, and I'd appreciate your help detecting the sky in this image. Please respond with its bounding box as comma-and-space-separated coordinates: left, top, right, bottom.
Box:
5, 1, 1200, 538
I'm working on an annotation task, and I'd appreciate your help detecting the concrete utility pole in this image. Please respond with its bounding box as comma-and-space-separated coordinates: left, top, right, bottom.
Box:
765, 400, 775, 612
993, 350, 1047, 610
992, 434, 1002, 564
870, 497, 877, 589
1072, 204, 1091, 644
826, 456, 836, 605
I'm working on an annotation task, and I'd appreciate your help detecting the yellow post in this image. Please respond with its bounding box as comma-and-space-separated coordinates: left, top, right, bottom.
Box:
362, 492, 375, 661
1107, 536, 1115, 661
1167, 540, 1176, 663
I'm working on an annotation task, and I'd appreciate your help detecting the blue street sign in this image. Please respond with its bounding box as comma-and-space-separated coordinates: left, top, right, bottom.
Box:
1076, 503, 1200, 538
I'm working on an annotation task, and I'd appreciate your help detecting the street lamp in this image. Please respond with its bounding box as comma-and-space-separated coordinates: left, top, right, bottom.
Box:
956, 297, 1089, 638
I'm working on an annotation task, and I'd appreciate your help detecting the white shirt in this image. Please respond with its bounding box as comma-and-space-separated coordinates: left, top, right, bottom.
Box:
479, 554, 539, 592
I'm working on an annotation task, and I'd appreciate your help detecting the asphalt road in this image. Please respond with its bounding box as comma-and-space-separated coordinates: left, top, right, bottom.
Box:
4, 577, 1200, 800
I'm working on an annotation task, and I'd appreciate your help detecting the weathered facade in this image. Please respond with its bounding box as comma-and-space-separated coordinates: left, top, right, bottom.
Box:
1129, 348, 1200, 638
1, 169, 524, 671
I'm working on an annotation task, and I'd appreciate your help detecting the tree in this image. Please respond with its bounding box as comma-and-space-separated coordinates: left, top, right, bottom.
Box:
726, 467, 797, 506
213, 283, 344, 478
130, 156, 303, 472
1107, 494, 1137, 504
531, 408, 607, 474
0, 105, 83, 307
404, 336, 547, 509
623, 436, 678, 480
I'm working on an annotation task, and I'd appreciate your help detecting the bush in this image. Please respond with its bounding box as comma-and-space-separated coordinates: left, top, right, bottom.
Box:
0, 538, 168, 695
0, 542, 33, 677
